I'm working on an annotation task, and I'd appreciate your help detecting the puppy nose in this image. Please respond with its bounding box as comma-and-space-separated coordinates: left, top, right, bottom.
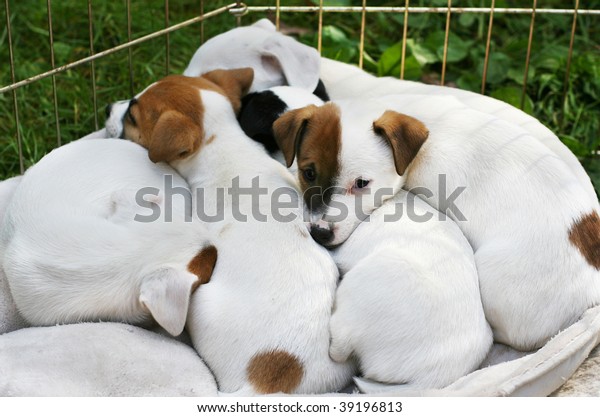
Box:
310, 224, 334, 246
105, 103, 113, 120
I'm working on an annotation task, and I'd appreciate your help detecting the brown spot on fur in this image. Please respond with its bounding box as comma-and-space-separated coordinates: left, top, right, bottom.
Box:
187, 245, 218, 292
272, 103, 341, 210
247, 350, 304, 394
202, 68, 253, 114
373, 110, 429, 176
122, 68, 253, 163
569, 211, 600, 270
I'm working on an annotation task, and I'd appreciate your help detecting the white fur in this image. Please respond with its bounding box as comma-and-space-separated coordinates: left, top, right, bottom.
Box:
1, 139, 212, 336
184, 19, 321, 93
0, 322, 217, 396
319, 59, 597, 202
105, 82, 157, 138
325, 96, 600, 351
172, 90, 354, 394
183, 21, 596, 201
329, 189, 492, 390
0, 176, 27, 335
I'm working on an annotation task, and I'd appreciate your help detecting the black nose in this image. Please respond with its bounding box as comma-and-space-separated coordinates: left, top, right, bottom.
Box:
105, 103, 113, 120
310, 224, 334, 246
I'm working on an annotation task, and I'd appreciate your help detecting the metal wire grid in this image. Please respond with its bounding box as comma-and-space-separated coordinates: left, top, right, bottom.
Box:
2, 1, 599, 175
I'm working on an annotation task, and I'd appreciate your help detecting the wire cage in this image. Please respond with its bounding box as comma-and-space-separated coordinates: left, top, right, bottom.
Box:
1, 1, 599, 180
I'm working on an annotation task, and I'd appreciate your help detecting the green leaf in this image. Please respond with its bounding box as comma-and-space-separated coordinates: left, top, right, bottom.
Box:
491, 86, 534, 115
459, 13, 477, 28
362, 50, 378, 74
377, 42, 421, 79
533, 46, 569, 71
406, 39, 438, 66
507, 65, 535, 86
378, 42, 402, 77
320, 25, 357, 63
478, 53, 511, 84
425, 31, 472, 63
456, 73, 480, 92
401, 56, 422, 80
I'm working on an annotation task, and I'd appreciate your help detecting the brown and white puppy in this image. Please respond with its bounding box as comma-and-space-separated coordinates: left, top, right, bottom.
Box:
106, 69, 355, 395
273, 95, 600, 351
1, 139, 217, 337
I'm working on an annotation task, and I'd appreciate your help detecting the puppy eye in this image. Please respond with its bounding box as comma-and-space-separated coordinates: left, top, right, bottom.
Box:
353, 178, 370, 189
126, 98, 138, 126
178, 150, 190, 158
302, 168, 316, 183
126, 109, 137, 126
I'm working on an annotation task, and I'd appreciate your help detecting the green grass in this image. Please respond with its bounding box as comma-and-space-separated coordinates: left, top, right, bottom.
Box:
1, 0, 599, 195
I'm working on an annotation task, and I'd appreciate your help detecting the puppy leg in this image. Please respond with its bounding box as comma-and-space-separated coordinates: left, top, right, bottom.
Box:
329, 312, 354, 363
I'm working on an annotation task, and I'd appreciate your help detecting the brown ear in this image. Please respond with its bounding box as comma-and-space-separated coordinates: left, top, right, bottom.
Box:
373, 110, 429, 176
272, 105, 318, 167
149, 110, 202, 163
202, 68, 254, 114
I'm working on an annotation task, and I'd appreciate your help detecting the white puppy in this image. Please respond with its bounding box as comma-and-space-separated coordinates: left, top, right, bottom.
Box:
184, 19, 321, 94
329, 189, 492, 391
1, 139, 217, 336
0, 176, 27, 335
108, 68, 354, 394
273, 96, 600, 351
0, 322, 217, 396
184, 19, 596, 202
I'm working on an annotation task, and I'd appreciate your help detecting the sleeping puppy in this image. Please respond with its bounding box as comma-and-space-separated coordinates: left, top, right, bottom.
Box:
184, 18, 596, 202
0, 176, 27, 335
183, 18, 328, 100
272, 96, 600, 351
329, 188, 492, 392
239, 86, 324, 164
106, 68, 355, 394
1, 139, 217, 337
0, 322, 218, 396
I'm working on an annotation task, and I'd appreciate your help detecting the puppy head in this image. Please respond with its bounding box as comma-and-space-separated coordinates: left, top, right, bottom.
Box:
238, 86, 324, 154
106, 68, 254, 163
273, 101, 429, 247
183, 19, 321, 93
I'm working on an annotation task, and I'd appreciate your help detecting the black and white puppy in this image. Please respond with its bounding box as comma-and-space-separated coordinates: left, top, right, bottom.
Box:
238, 85, 327, 159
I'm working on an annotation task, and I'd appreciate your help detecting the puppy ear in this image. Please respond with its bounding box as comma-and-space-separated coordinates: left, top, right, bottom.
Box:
260, 34, 321, 92
272, 105, 318, 167
139, 267, 198, 336
148, 110, 202, 163
373, 110, 429, 176
187, 245, 218, 292
202, 68, 254, 114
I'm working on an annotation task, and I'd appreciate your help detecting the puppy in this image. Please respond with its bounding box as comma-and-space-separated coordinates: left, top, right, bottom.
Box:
1, 139, 217, 336
273, 96, 600, 351
0, 176, 27, 335
184, 19, 596, 202
0, 322, 217, 396
329, 188, 492, 391
184, 18, 323, 96
239, 86, 324, 164
107, 68, 355, 394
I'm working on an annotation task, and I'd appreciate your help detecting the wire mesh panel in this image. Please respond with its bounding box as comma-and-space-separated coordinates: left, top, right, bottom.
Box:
1, 1, 599, 182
